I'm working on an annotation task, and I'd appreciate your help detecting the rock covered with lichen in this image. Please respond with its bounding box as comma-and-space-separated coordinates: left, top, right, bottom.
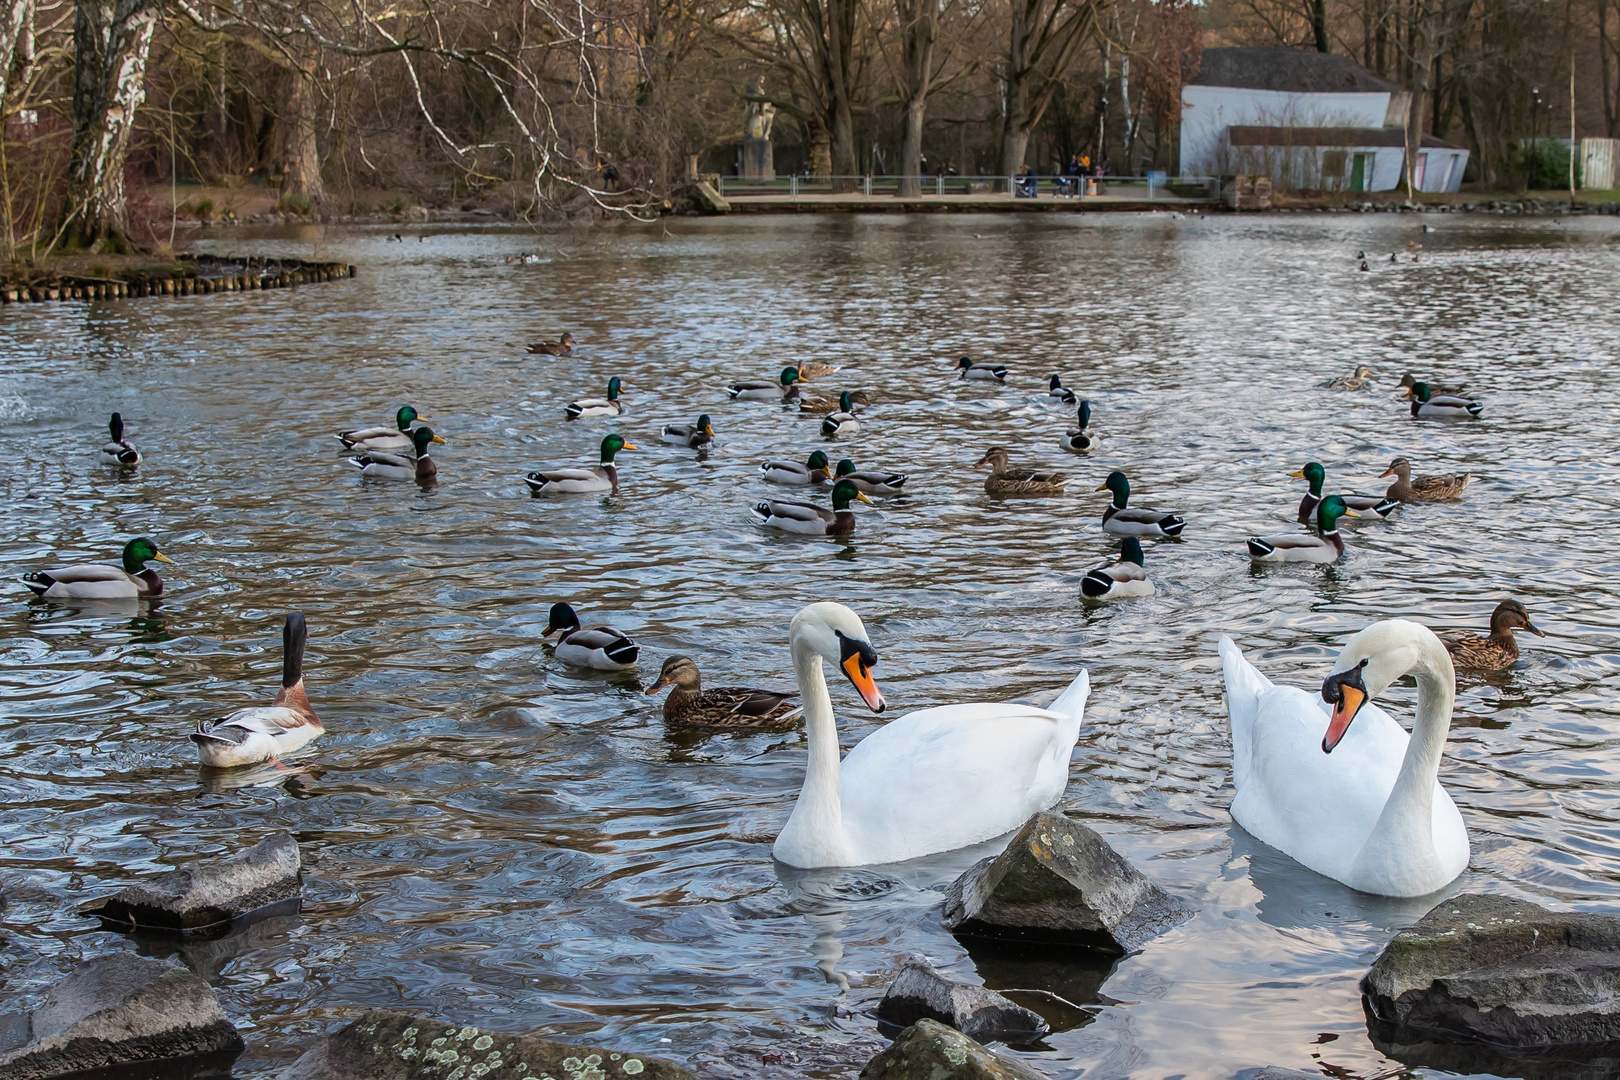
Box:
860, 1019, 1048, 1079
276, 1009, 696, 1080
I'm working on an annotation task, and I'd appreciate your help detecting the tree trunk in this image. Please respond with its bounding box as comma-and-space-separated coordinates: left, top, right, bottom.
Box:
1001, 0, 1103, 177
999, 0, 1033, 176
63, 0, 157, 251
0, 0, 33, 107
272, 59, 326, 206
1312, 0, 1330, 52
1602, 0, 1616, 136
806, 115, 832, 175
823, 0, 859, 189
1404, 0, 1443, 196
896, 0, 935, 197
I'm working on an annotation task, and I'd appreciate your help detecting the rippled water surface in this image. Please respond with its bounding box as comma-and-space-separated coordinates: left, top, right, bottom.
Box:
3, 213, 1620, 1079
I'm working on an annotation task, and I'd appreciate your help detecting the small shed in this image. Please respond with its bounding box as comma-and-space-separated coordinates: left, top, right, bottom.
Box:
1180, 48, 1468, 193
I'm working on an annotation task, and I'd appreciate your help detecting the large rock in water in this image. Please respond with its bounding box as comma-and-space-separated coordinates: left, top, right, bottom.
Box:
84, 833, 302, 934
876, 954, 1049, 1043
1364, 892, 1620, 1049
0, 952, 243, 1079
942, 812, 1191, 954
860, 1019, 1048, 1080
277, 1010, 697, 1080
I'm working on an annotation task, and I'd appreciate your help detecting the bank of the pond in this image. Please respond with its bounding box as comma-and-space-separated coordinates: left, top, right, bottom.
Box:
0, 253, 355, 303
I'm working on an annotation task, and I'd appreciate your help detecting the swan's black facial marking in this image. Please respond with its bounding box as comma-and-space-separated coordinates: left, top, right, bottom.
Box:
1320, 658, 1369, 706
834, 628, 884, 713
1320, 658, 1370, 754
835, 629, 878, 671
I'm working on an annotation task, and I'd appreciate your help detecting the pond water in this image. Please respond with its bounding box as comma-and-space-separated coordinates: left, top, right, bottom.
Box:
2, 211, 1619, 1080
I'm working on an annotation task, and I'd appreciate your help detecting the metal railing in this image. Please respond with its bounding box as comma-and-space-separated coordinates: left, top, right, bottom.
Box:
713, 174, 1220, 201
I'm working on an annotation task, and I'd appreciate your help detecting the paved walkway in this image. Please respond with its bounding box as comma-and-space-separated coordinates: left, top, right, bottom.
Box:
720, 191, 1219, 214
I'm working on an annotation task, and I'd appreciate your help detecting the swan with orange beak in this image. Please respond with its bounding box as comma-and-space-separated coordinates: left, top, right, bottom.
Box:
1218, 619, 1469, 897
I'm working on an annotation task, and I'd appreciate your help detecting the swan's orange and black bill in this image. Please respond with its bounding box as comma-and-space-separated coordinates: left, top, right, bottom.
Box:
1320, 660, 1369, 753
836, 629, 885, 713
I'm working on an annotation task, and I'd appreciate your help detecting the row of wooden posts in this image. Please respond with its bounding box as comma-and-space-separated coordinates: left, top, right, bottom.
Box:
1, 263, 356, 304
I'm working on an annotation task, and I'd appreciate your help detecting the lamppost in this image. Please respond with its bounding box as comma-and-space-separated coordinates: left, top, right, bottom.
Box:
1531, 86, 1541, 146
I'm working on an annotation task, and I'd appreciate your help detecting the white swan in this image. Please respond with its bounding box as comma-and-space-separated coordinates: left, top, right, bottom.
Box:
773, 602, 1089, 868
1218, 620, 1469, 897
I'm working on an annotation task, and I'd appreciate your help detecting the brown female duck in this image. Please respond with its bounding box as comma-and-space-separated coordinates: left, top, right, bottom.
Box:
1380, 457, 1469, 502
976, 447, 1066, 496
797, 361, 840, 380
1325, 365, 1374, 390
645, 655, 800, 729
527, 332, 576, 356
1442, 600, 1544, 671
799, 389, 871, 414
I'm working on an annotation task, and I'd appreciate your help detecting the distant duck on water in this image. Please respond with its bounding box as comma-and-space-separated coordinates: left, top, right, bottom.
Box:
21, 537, 173, 599
662, 414, 714, 448
1047, 375, 1077, 404
1081, 537, 1155, 599
100, 412, 140, 466
528, 332, 576, 355
820, 392, 861, 437
729, 367, 802, 402
800, 389, 870, 414
956, 356, 1008, 382
1397, 372, 1467, 397
544, 602, 639, 669
1059, 400, 1096, 453
1380, 457, 1469, 502
1407, 381, 1481, 419
338, 405, 427, 452
525, 434, 635, 494
797, 361, 840, 379
1097, 471, 1184, 537
192, 612, 323, 767
976, 447, 1065, 496
761, 450, 831, 485
1291, 462, 1398, 522
567, 377, 624, 419
350, 426, 444, 482
1325, 366, 1374, 391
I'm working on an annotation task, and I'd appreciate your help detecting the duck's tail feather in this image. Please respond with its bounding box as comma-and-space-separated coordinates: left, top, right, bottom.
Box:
1080, 569, 1113, 598
1246, 537, 1274, 559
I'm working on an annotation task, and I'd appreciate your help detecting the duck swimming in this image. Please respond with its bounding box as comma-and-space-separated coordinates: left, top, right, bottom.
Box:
729, 367, 802, 402
753, 478, 870, 535
772, 602, 1089, 868
956, 356, 1008, 382
192, 612, 324, 767
1398, 372, 1467, 397
528, 332, 576, 356
567, 377, 624, 419
1097, 471, 1184, 537
797, 361, 840, 379
761, 450, 831, 485
100, 413, 141, 466
1407, 381, 1482, 419
799, 389, 870, 414
1380, 457, 1469, 502
1441, 600, 1544, 671
1059, 400, 1096, 453
350, 426, 444, 481
834, 458, 906, 496
1325, 365, 1374, 391
645, 655, 800, 730
1081, 537, 1154, 599
21, 537, 173, 599
1047, 375, 1077, 404
820, 392, 860, 437
662, 414, 714, 448
1248, 495, 1356, 563
976, 447, 1065, 496
337, 405, 427, 452
544, 602, 639, 668
1291, 462, 1398, 523
524, 434, 635, 494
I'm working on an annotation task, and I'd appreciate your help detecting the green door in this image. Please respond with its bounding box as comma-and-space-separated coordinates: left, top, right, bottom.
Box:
1350, 153, 1367, 193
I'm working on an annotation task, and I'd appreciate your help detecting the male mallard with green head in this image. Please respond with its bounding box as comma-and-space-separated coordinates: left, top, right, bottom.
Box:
977, 447, 1065, 496
21, 537, 173, 599
761, 450, 831, 485
645, 655, 801, 729
1380, 457, 1469, 502
835, 458, 906, 495
1441, 600, 1544, 671
1407, 381, 1482, 419
956, 356, 1008, 382
662, 414, 714, 448
525, 434, 636, 494
338, 405, 427, 451
1097, 471, 1184, 536
1059, 400, 1096, 453
100, 413, 141, 465
729, 367, 802, 402
567, 377, 624, 419
1247, 495, 1356, 563
544, 602, 639, 668
753, 478, 870, 534
1290, 462, 1398, 523
350, 426, 445, 481
1081, 537, 1154, 599
821, 392, 861, 437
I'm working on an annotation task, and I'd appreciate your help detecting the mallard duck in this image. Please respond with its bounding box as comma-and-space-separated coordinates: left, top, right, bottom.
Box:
1081, 537, 1154, 599
192, 611, 323, 767
729, 367, 801, 402
662, 414, 714, 448
1248, 495, 1356, 563
544, 602, 638, 668
799, 389, 870, 414
528, 332, 576, 355
797, 361, 840, 379
100, 412, 140, 465
1398, 373, 1467, 396
1047, 375, 1077, 404
976, 447, 1066, 496
820, 393, 860, 437
1291, 462, 1398, 523
567, 377, 624, 419
1407, 381, 1481, 419
761, 450, 831, 485
524, 434, 635, 494
350, 426, 444, 481
21, 537, 173, 599
1059, 400, 1096, 453
1380, 457, 1469, 502
1325, 365, 1374, 391
956, 356, 1008, 382
645, 655, 801, 729
1441, 600, 1544, 671
834, 458, 906, 496
1097, 471, 1184, 537
337, 405, 426, 451
753, 478, 870, 535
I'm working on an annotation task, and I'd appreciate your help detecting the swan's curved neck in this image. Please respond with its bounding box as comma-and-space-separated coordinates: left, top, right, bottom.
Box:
1361, 633, 1456, 871
785, 634, 845, 850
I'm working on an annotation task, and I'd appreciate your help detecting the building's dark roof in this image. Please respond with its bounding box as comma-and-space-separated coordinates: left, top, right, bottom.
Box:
1228, 125, 1464, 150
1192, 47, 1401, 94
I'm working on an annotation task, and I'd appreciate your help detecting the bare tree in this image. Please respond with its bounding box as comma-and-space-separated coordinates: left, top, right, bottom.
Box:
62, 0, 158, 249
1000, 0, 1106, 176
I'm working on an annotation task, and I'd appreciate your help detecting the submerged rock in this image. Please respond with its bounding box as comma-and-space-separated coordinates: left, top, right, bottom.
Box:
877, 954, 1048, 1043
0, 952, 243, 1079
860, 1019, 1048, 1080
1364, 892, 1620, 1050
942, 812, 1191, 954
84, 833, 302, 935
277, 1009, 697, 1079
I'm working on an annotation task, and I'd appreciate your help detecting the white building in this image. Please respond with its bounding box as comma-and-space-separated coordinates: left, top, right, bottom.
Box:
1180, 47, 1469, 193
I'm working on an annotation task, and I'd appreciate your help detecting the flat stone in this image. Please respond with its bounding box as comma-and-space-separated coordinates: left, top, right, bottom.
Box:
1364, 892, 1620, 1049
942, 812, 1192, 954
876, 954, 1049, 1043
277, 1009, 697, 1079
1235, 1069, 1325, 1080
860, 1019, 1048, 1080
84, 834, 302, 935
0, 952, 243, 1079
